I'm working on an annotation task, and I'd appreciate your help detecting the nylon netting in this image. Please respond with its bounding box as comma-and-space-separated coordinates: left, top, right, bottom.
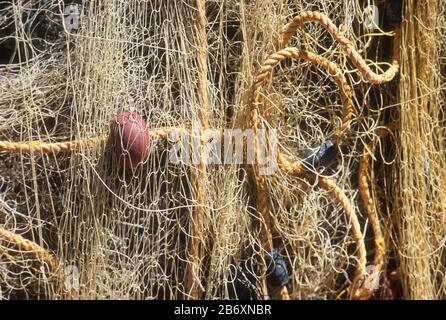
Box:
0, 0, 445, 300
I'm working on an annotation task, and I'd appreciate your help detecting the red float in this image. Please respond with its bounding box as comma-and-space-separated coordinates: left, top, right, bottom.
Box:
112, 112, 149, 169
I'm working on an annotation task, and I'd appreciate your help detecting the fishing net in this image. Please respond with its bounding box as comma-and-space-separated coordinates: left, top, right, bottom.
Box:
0, 0, 444, 300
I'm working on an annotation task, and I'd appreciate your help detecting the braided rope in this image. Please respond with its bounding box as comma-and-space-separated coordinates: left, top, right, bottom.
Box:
0, 227, 59, 271
249, 46, 355, 299
248, 10, 401, 299
276, 153, 367, 297
355, 123, 396, 299
251, 47, 354, 144
276, 156, 368, 299
279, 11, 400, 85
277, 153, 304, 175
355, 138, 384, 299
249, 47, 354, 242
0, 136, 108, 154
0, 129, 174, 154
0, 227, 76, 298
316, 176, 367, 298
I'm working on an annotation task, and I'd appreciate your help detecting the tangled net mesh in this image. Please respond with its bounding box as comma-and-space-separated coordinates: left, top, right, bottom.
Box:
0, 0, 445, 300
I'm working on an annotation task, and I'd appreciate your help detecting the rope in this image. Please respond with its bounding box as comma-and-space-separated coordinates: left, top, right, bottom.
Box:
0, 136, 108, 154
249, 11, 400, 299
251, 47, 353, 144
0, 227, 75, 299
316, 175, 367, 298
0, 129, 173, 154
355, 137, 385, 299
0, 227, 59, 271
354, 123, 397, 299
279, 11, 400, 85
249, 46, 355, 300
